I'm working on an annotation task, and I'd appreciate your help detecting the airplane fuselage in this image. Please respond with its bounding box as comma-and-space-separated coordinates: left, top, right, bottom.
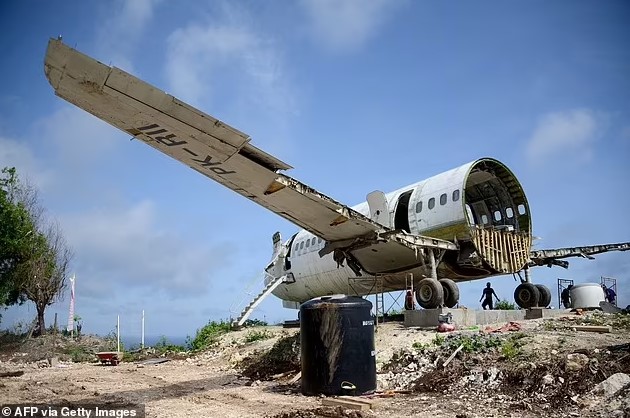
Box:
268, 158, 533, 305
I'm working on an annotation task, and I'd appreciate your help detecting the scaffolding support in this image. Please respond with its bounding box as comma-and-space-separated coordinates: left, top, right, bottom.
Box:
600, 276, 618, 307
557, 278, 574, 309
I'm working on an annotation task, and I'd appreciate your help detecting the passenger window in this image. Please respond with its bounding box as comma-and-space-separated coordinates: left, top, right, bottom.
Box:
311, 237, 316, 246
318, 238, 322, 244
481, 214, 489, 224
452, 190, 460, 202
299, 242, 304, 250
305, 239, 310, 248
517, 204, 526, 215
428, 198, 435, 209
415, 201, 422, 213
494, 211, 502, 221
506, 208, 514, 218
440, 193, 447, 206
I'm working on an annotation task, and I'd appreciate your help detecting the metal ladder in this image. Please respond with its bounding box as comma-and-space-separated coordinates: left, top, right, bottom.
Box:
231, 274, 287, 328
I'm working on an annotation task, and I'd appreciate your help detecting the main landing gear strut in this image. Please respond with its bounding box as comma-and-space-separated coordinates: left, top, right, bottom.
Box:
513, 267, 552, 309
414, 249, 461, 309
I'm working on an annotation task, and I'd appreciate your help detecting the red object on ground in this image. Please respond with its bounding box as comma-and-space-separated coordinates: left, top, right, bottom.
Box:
437, 323, 456, 332
484, 321, 522, 333
96, 352, 122, 366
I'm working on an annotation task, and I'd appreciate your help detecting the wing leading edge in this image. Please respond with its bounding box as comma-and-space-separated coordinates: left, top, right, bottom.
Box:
45, 39, 392, 242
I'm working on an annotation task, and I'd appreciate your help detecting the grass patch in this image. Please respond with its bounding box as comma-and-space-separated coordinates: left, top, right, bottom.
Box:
244, 329, 272, 343
495, 300, 517, 310
188, 319, 232, 351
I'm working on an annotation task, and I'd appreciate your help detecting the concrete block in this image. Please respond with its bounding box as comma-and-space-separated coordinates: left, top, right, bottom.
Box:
404, 307, 570, 328
404, 308, 476, 327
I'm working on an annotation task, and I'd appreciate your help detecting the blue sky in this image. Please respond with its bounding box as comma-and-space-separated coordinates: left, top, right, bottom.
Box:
1, 0, 629, 339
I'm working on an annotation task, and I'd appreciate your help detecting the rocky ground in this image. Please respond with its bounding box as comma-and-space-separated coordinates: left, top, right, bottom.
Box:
1, 311, 629, 418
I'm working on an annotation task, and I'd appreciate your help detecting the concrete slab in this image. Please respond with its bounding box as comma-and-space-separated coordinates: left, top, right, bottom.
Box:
525, 308, 572, 320
403, 307, 568, 327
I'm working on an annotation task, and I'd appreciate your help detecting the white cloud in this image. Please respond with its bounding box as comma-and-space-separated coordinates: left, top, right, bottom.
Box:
0, 136, 55, 190
165, 10, 295, 115
61, 201, 235, 299
33, 107, 121, 169
300, 0, 403, 52
526, 109, 603, 164
94, 0, 162, 72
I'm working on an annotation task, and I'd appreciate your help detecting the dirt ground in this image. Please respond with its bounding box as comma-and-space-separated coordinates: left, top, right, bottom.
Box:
1, 312, 629, 418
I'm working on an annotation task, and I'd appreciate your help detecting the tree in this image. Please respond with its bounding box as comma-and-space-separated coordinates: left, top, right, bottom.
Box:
0, 167, 36, 312
16, 221, 72, 335
0, 167, 73, 333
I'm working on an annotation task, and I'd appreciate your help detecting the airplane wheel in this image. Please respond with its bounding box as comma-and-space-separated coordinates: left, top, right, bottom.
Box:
514, 283, 540, 309
416, 278, 443, 309
439, 278, 459, 308
536, 284, 552, 308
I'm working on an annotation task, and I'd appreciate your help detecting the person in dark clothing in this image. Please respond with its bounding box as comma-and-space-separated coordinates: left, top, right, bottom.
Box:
561, 284, 573, 308
480, 282, 499, 310
602, 285, 617, 305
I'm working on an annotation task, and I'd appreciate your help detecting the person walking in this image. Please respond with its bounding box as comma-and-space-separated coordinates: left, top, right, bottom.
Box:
480, 282, 500, 310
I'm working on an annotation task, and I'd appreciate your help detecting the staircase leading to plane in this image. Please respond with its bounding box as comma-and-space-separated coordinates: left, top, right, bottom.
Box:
230, 273, 288, 328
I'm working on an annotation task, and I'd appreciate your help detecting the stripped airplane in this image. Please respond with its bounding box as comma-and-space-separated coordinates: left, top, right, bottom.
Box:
44, 39, 630, 319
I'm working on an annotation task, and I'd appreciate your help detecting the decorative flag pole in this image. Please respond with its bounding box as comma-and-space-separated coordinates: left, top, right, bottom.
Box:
66, 274, 76, 336
141, 310, 145, 349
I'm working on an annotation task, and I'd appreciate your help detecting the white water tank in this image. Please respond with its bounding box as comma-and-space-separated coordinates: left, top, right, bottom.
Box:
570, 283, 605, 309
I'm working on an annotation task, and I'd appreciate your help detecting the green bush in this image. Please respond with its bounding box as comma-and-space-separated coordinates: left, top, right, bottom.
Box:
244, 329, 272, 343
243, 318, 268, 327
495, 300, 517, 310
64, 346, 93, 363
154, 336, 186, 353
188, 319, 232, 351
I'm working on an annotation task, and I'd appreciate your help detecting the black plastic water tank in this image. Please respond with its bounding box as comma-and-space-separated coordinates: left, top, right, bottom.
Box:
300, 295, 376, 396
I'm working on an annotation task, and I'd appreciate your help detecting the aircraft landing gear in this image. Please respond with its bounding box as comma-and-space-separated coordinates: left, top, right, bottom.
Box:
416, 278, 443, 309
440, 278, 459, 308
514, 283, 539, 308
514, 282, 552, 309
536, 284, 552, 308
415, 277, 461, 309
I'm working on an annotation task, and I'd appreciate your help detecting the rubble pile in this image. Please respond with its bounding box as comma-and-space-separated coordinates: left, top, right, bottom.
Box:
265, 406, 370, 418
375, 320, 630, 415
239, 333, 301, 380
378, 348, 436, 390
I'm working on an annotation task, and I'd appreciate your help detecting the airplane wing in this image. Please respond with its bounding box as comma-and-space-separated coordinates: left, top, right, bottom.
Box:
44, 39, 456, 270
529, 242, 630, 269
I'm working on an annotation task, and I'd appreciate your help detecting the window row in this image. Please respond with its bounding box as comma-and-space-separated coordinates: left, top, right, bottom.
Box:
415, 189, 460, 213
477, 204, 526, 225
294, 236, 324, 254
